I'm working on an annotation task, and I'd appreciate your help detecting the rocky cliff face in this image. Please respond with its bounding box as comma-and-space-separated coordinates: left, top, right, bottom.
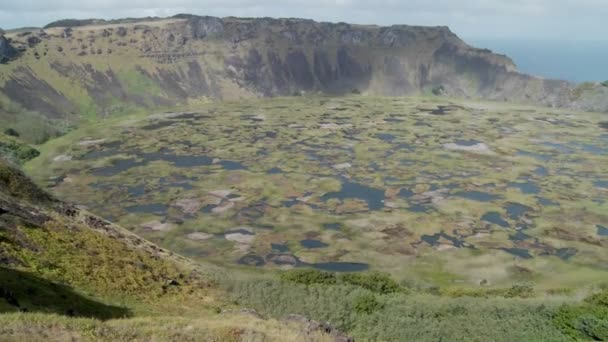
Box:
0, 36, 19, 64
0, 15, 605, 123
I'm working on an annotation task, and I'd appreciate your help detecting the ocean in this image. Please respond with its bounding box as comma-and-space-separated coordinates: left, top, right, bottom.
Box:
466, 39, 608, 84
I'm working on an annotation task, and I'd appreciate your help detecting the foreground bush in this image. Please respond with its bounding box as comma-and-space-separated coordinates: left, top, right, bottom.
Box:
553, 289, 608, 340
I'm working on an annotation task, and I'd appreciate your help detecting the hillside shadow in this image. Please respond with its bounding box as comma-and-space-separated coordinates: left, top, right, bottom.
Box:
0, 267, 131, 320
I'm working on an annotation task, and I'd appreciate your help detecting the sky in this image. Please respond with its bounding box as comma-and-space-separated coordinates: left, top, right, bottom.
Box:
1, 0, 607, 41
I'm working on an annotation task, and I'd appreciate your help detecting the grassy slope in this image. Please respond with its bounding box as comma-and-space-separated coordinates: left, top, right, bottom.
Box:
0, 160, 332, 341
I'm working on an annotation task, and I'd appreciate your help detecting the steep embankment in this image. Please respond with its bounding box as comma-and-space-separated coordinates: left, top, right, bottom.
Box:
0, 160, 340, 341
0, 15, 606, 140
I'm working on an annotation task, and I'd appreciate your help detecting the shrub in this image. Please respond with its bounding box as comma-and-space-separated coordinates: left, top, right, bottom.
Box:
352, 293, 382, 314
280, 269, 336, 285
553, 289, 608, 340
4, 128, 19, 137
0, 141, 40, 164
601, 81, 608, 87
432, 85, 445, 96
504, 284, 534, 298
340, 272, 400, 294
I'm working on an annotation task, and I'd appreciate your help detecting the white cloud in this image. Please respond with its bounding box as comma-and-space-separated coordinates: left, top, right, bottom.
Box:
0, 0, 606, 40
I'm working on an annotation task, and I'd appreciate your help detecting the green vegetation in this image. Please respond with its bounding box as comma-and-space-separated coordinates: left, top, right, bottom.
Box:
227, 275, 571, 341
43, 19, 101, 29
602, 80, 608, 87
281, 269, 400, 294
553, 289, 608, 340
0, 145, 605, 341
352, 293, 382, 314
0, 159, 52, 204
26, 95, 608, 293
4, 128, 18, 137
0, 136, 40, 164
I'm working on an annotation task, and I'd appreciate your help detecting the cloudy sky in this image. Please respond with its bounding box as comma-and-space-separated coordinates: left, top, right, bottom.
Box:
1, 0, 607, 41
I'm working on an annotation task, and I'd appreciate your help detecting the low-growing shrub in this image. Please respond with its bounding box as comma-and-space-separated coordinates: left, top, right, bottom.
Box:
553, 289, 608, 340
280, 269, 337, 285
504, 284, 534, 298
352, 293, 382, 314
340, 272, 400, 294
4, 128, 19, 137
281, 269, 402, 294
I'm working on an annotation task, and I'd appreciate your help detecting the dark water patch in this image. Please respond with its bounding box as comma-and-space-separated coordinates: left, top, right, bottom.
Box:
201, 205, 215, 213
509, 231, 532, 241
219, 160, 247, 171
300, 239, 329, 249
91, 159, 145, 176
88, 181, 112, 191
581, 144, 607, 155
282, 199, 299, 208
226, 228, 255, 235
81, 149, 119, 160
534, 166, 548, 177
555, 248, 577, 260
396, 143, 415, 151
125, 203, 168, 215
454, 139, 481, 147
454, 191, 502, 202
543, 142, 574, 153
481, 212, 510, 228
517, 150, 552, 162
127, 184, 146, 197
421, 232, 466, 248
141, 121, 174, 130
385, 117, 404, 123
170, 112, 204, 120
408, 203, 433, 213
139, 152, 213, 168
100, 141, 122, 149
236, 204, 266, 221
597, 225, 608, 236
419, 106, 455, 115
508, 181, 540, 194
312, 262, 369, 272
501, 248, 533, 259
321, 180, 385, 211
398, 188, 415, 198
271, 243, 289, 252
241, 114, 265, 122
323, 223, 342, 230
237, 255, 265, 267
47, 175, 66, 188
538, 197, 559, 206
505, 203, 533, 220
268, 167, 283, 174
594, 180, 608, 188
376, 133, 396, 142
